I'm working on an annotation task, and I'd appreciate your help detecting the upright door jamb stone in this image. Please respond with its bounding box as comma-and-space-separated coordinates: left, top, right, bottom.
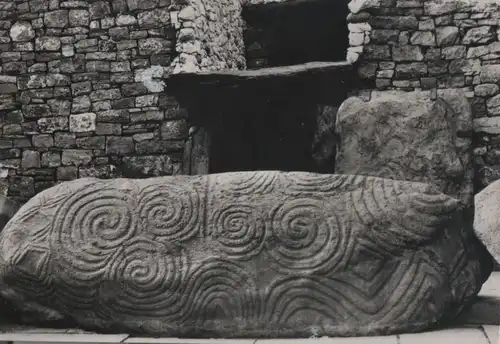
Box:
190, 126, 210, 175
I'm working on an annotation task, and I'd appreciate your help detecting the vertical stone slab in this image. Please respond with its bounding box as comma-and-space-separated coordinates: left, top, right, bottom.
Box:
190, 127, 210, 175
335, 89, 473, 206
0, 195, 18, 231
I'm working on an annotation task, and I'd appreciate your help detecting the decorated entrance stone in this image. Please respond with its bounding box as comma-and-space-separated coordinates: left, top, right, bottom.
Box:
0, 172, 492, 337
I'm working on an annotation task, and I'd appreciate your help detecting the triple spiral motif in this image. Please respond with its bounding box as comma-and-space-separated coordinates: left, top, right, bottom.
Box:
50, 180, 200, 315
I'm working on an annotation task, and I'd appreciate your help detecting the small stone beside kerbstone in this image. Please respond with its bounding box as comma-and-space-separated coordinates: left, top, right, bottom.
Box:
475, 179, 500, 265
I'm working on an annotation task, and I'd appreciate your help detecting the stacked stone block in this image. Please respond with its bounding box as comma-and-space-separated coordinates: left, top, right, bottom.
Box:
348, 0, 500, 189
0, 0, 189, 204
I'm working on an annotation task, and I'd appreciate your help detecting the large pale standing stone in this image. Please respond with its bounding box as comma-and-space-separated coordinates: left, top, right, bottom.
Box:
474, 179, 500, 264
0, 172, 492, 337
335, 90, 473, 206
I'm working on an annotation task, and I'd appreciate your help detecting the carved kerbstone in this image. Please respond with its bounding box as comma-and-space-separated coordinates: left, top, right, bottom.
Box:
0, 172, 492, 337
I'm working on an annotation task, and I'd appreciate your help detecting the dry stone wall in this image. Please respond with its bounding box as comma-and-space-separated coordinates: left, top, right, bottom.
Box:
170, 0, 246, 73
349, 0, 500, 189
0, 0, 191, 204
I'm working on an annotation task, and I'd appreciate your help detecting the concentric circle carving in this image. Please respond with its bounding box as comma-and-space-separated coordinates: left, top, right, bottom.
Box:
210, 204, 267, 260
52, 184, 138, 276
137, 182, 201, 243
267, 198, 344, 273
223, 171, 279, 195
99, 237, 189, 317
179, 259, 260, 326
281, 173, 353, 193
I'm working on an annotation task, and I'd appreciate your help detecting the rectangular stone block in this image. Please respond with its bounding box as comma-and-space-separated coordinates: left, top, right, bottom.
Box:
392, 46, 424, 61
69, 113, 96, 133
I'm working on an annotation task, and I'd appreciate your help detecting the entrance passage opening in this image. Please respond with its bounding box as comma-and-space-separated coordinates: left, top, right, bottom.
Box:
209, 91, 323, 174
242, 0, 349, 69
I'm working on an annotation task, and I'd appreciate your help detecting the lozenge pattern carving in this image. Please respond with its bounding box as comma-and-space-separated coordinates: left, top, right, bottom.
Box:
0, 171, 490, 337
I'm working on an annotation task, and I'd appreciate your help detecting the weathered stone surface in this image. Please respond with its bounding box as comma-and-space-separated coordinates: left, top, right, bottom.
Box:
481, 65, 500, 83
137, 9, 169, 28
106, 136, 134, 155
436, 26, 459, 46
138, 38, 172, 55
9, 22, 35, 42
410, 31, 435, 46
0, 172, 492, 337
69, 113, 96, 133
335, 90, 473, 205
392, 46, 424, 61
35, 37, 61, 51
463, 26, 495, 45
475, 179, 500, 265
69, 9, 89, 26
44, 10, 69, 28
122, 155, 173, 177
21, 150, 40, 169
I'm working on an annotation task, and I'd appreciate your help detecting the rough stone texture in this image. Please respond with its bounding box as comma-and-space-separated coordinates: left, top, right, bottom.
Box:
0, 172, 492, 337
474, 179, 500, 264
347, 0, 500, 190
9, 22, 35, 42
171, 0, 246, 73
335, 90, 473, 205
0, 0, 189, 205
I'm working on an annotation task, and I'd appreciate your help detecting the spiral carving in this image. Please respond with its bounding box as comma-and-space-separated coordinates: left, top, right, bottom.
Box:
137, 182, 201, 243
0, 172, 470, 337
265, 276, 344, 325
347, 178, 457, 251
210, 204, 267, 260
221, 171, 279, 195
52, 184, 138, 280
281, 173, 354, 194
267, 198, 344, 273
99, 237, 189, 318
179, 259, 261, 327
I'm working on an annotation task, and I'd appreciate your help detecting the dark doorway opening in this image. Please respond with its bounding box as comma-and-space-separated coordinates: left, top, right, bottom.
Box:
170, 60, 353, 177
243, 0, 349, 69
201, 73, 348, 174
209, 92, 321, 174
